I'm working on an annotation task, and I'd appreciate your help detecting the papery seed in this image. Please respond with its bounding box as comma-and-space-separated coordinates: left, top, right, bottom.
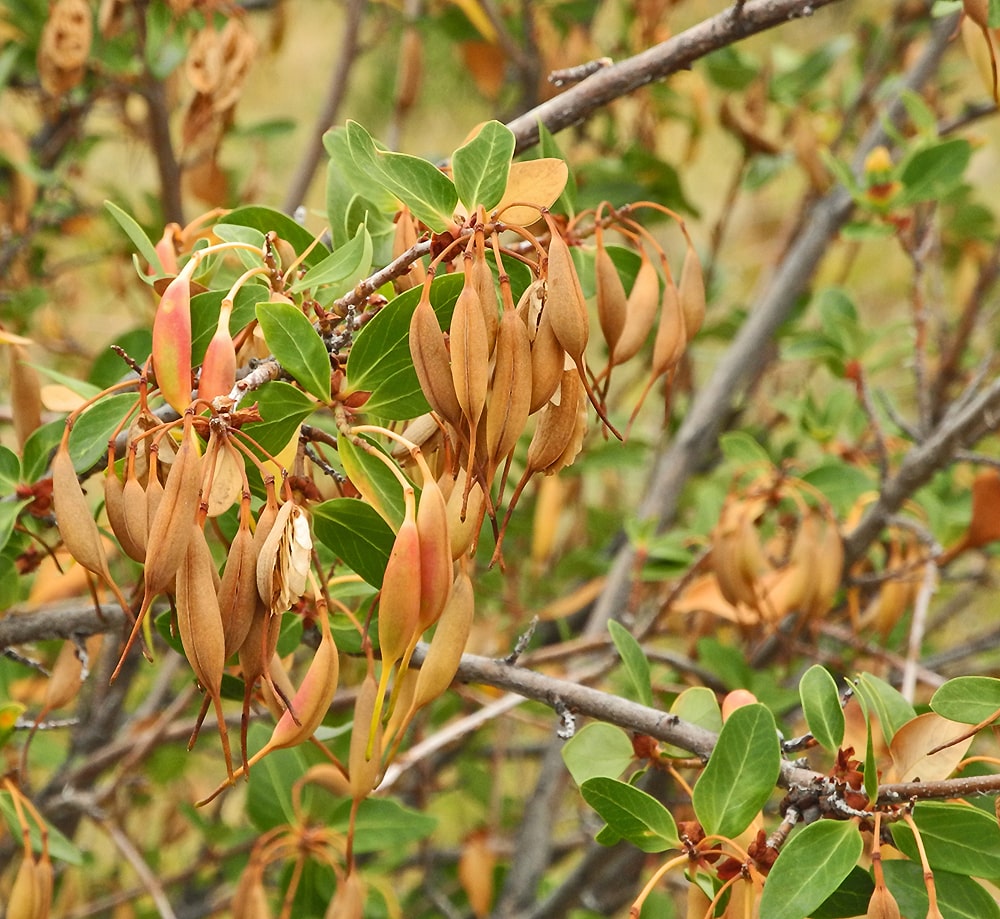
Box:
203, 435, 244, 518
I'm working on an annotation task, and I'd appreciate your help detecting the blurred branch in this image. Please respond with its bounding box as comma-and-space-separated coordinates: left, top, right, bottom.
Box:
281, 0, 367, 215
506, 0, 847, 154
585, 11, 960, 637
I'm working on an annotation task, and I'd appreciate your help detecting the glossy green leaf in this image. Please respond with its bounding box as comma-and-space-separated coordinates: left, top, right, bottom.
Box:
240, 381, 315, 460
898, 138, 971, 205
0, 445, 20, 490
608, 620, 653, 707
662, 687, 722, 757
245, 722, 315, 831
68, 393, 138, 473
692, 703, 780, 839
883, 860, 1000, 919
561, 723, 635, 785
580, 776, 678, 853
452, 120, 514, 211
345, 272, 464, 420
0, 499, 28, 553
220, 205, 330, 269
21, 421, 63, 483
311, 498, 395, 588
855, 672, 915, 742
800, 665, 845, 752
104, 200, 165, 276
930, 676, 1000, 725
337, 433, 407, 531
810, 866, 875, 919
0, 788, 85, 864
290, 222, 372, 296
256, 300, 331, 402
190, 284, 268, 365
346, 121, 458, 231
890, 802, 1000, 878
758, 820, 862, 919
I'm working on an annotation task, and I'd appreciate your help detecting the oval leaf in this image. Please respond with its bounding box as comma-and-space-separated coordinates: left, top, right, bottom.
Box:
886, 712, 973, 783
883, 860, 1000, 919
68, 393, 138, 472
256, 300, 331, 402
452, 120, 515, 212
931, 676, 1000, 725
562, 723, 635, 786
311, 498, 394, 588
608, 620, 653, 708
693, 703, 780, 839
240, 381, 315, 459
580, 776, 678, 853
800, 664, 845, 752
758, 820, 863, 919
890, 802, 1000, 878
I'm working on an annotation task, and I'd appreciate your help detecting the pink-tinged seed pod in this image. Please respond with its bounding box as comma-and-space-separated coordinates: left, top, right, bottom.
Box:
415, 470, 452, 633
412, 568, 474, 710
198, 301, 237, 403
152, 273, 193, 414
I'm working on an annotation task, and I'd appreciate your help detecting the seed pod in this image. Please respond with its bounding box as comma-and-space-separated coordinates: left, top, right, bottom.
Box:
392, 208, 425, 292
471, 248, 499, 355
325, 870, 365, 919
10, 344, 42, 449
528, 300, 565, 415
231, 871, 273, 919
104, 457, 143, 563
543, 219, 589, 364
544, 382, 587, 475
611, 252, 661, 366
450, 265, 490, 433
651, 273, 686, 374
678, 240, 705, 342
378, 493, 422, 669
256, 501, 312, 616
594, 239, 628, 358
412, 568, 474, 711
445, 468, 486, 560
33, 853, 54, 919
964, 0, 989, 29
145, 447, 165, 532
525, 369, 583, 474
866, 884, 902, 919
349, 672, 384, 798
409, 291, 463, 427
143, 419, 202, 596
203, 435, 243, 518
152, 273, 193, 414
415, 470, 452, 633
487, 308, 532, 469
219, 504, 260, 658
198, 310, 237, 403
52, 439, 129, 608
7, 855, 38, 919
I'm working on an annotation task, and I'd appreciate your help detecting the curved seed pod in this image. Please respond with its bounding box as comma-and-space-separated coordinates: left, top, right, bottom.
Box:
528, 302, 565, 415
34, 853, 54, 919
611, 251, 660, 366
415, 471, 452, 633
487, 308, 532, 470
349, 672, 384, 798
104, 459, 143, 563
231, 870, 273, 919
7, 855, 38, 919
144, 419, 203, 596
325, 870, 366, 919
219, 504, 260, 658
651, 274, 686, 375
10, 344, 42, 449
122, 475, 149, 562
409, 291, 463, 428
53, 442, 114, 583
678, 240, 706, 342
544, 383, 587, 475
152, 273, 193, 414
471, 249, 499, 355
412, 568, 474, 711
543, 219, 589, 363
377, 495, 422, 670
525, 369, 583, 474
445, 468, 486, 560
176, 522, 234, 779
450, 267, 490, 432
964, 0, 990, 27
145, 447, 165, 532
256, 501, 311, 616
594, 240, 628, 358
197, 311, 237, 404
235, 599, 268, 772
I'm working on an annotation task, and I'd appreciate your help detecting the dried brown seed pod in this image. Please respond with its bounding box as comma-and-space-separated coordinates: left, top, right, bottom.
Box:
486, 308, 532, 470
409, 290, 463, 428
218, 504, 260, 658
678, 240, 706, 342
594, 239, 628, 359
611, 252, 660, 366
255, 500, 312, 617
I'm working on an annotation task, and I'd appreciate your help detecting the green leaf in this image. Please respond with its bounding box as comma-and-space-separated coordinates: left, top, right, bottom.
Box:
855, 672, 915, 742
255, 301, 331, 402
930, 676, 1000, 725
883, 860, 1000, 919
810, 866, 875, 919
451, 120, 515, 211
0, 790, 85, 864
799, 463, 874, 517
0, 445, 20, 490
758, 821, 863, 919
692, 703, 780, 839
245, 722, 314, 831
608, 620, 653, 707
0, 499, 28, 553
991, 0, 1000, 28
311, 498, 395, 588
346, 121, 458, 231
890, 802, 1000, 878
240, 381, 315, 460
562, 723, 636, 785
899, 139, 972, 204
290, 223, 372, 298
344, 796, 437, 854
718, 431, 771, 467
220, 205, 330, 269
21, 421, 63, 483
847, 678, 879, 804
580, 776, 678, 853
662, 687, 722, 757
324, 126, 398, 249
345, 273, 465, 420
68, 393, 138, 473
800, 665, 845, 752
104, 200, 165, 276
89, 327, 153, 391
536, 120, 576, 215
29, 364, 103, 401
336, 433, 406, 530
190, 284, 269, 365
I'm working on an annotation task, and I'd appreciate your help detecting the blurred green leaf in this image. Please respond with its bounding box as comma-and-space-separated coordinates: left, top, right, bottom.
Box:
0, 446, 20, 491
608, 620, 653, 708
899, 139, 972, 205
68, 393, 137, 472
883, 860, 1000, 919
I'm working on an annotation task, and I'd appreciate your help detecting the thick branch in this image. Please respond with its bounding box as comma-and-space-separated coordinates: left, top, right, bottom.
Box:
507, 0, 847, 153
